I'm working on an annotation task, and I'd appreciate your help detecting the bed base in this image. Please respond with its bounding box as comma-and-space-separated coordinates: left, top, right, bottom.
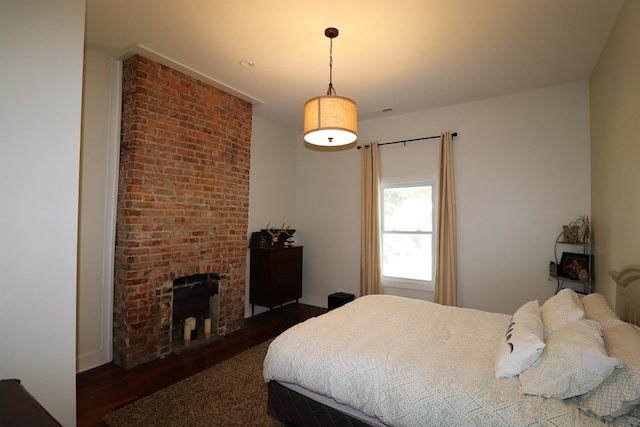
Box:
267, 381, 376, 427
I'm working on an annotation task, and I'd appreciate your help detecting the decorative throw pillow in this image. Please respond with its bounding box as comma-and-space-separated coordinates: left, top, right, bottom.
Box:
494, 300, 545, 378
581, 293, 623, 330
519, 319, 622, 399
540, 288, 585, 337
575, 322, 640, 421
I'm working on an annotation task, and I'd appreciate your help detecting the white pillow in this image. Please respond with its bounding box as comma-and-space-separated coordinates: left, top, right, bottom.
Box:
519, 319, 622, 399
540, 288, 585, 337
581, 293, 623, 330
575, 322, 640, 421
494, 300, 545, 378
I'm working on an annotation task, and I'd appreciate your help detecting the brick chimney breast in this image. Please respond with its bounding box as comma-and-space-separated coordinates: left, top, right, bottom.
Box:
114, 55, 252, 368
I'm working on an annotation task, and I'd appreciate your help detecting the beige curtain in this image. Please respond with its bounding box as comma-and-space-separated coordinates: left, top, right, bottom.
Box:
360, 143, 382, 296
434, 131, 457, 306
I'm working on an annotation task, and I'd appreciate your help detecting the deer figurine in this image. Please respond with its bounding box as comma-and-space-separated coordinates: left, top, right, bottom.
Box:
265, 222, 294, 246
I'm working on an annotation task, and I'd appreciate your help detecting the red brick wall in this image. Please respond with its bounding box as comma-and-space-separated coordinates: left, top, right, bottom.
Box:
114, 55, 252, 368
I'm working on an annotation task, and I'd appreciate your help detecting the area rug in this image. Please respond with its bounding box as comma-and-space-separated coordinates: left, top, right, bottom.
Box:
103, 340, 285, 427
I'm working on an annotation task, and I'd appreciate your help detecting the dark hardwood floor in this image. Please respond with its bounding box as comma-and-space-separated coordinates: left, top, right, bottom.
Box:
76, 303, 326, 427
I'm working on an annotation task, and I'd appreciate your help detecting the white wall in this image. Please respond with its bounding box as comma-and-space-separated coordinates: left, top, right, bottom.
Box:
0, 1, 85, 425
295, 143, 362, 308
77, 48, 121, 372
246, 115, 299, 316
590, 0, 640, 306
296, 81, 591, 314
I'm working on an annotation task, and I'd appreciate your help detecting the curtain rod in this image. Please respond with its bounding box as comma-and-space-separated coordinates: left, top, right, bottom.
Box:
356, 132, 458, 150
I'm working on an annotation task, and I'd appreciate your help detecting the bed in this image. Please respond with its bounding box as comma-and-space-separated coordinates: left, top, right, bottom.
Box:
263, 265, 640, 426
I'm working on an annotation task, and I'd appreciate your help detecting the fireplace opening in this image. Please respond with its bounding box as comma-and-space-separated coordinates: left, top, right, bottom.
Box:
171, 273, 222, 354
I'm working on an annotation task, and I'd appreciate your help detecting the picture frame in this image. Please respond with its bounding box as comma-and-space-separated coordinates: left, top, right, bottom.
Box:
559, 252, 590, 281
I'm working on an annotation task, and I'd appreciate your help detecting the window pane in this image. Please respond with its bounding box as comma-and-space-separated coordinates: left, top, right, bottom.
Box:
383, 186, 432, 232
382, 233, 433, 281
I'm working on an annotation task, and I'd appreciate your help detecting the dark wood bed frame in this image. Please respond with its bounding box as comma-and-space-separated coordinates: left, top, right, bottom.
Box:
267, 265, 640, 427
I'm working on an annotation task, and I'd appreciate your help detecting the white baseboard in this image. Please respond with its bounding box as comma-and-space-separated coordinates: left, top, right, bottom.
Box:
299, 294, 327, 309
77, 349, 111, 373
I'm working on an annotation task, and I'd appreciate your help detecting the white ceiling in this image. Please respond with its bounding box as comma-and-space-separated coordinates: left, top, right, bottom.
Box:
85, 0, 623, 131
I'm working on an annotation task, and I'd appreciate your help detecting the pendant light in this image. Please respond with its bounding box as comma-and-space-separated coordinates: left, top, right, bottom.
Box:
303, 27, 358, 146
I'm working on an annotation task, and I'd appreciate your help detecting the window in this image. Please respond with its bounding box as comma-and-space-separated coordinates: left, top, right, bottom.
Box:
381, 181, 434, 284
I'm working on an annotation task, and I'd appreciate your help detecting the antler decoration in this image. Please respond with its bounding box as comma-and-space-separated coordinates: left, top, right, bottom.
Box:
266, 222, 293, 243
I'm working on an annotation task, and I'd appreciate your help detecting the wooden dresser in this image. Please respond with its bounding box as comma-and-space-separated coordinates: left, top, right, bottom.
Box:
249, 246, 303, 314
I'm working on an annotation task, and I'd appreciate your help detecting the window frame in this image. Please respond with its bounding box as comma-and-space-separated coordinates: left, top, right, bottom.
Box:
380, 177, 436, 292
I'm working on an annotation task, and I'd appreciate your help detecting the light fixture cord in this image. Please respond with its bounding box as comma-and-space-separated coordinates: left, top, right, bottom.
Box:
327, 37, 335, 95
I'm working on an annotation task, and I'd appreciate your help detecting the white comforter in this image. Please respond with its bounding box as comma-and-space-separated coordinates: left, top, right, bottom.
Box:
263, 295, 619, 427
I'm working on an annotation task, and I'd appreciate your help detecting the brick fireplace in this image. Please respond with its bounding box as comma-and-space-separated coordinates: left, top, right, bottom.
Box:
113, 55, 252, 368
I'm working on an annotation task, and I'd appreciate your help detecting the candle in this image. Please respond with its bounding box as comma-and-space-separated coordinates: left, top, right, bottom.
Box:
204, 318, 212, 334
183, 323, 191, 341
186, 317, 197, 341
186, 317, 196, 331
